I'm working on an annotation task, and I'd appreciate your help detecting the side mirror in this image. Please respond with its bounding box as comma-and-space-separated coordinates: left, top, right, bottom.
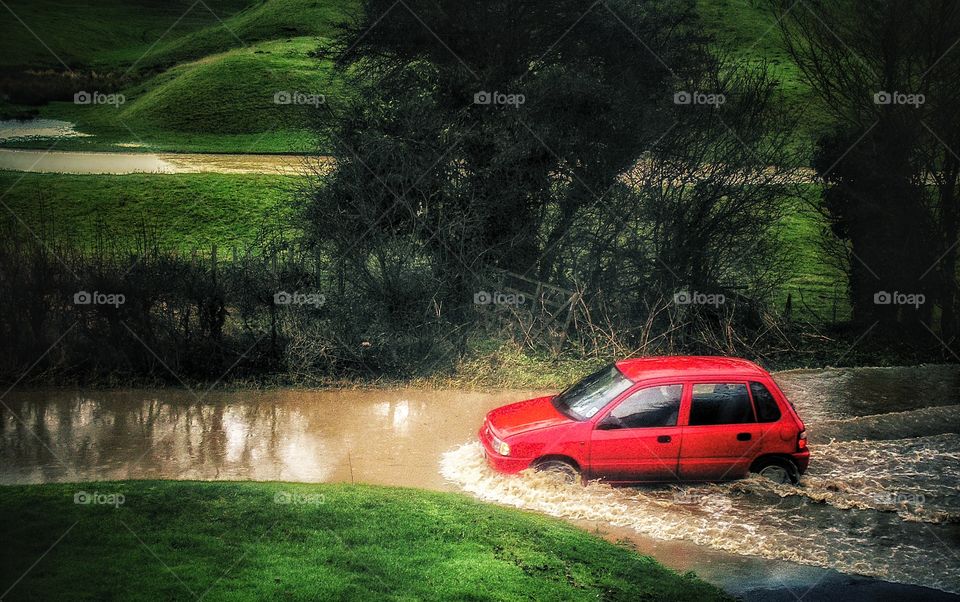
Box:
596, 415, 620, 430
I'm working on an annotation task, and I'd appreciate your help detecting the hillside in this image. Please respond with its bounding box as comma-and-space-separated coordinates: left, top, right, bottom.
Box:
0, 0, 820, 153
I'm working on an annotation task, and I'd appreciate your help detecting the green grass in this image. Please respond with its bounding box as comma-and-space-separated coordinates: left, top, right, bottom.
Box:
1, 0, 354, 152
776, 188, 850, 322
0, 171, 299, 250
695, 0, 829, 144
0, 481, 728, 601
0, 0, 352, 70
0, 171, 846, 318
23, 37, 343, 153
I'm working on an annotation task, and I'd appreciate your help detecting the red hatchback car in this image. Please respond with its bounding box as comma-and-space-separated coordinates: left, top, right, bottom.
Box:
479, 356, 809, 484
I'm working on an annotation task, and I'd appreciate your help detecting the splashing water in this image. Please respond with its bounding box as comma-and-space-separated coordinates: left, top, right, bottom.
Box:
441, 427, 960, 593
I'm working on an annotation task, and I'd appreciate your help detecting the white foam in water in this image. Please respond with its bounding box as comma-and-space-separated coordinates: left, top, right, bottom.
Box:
440, 437, 960, 594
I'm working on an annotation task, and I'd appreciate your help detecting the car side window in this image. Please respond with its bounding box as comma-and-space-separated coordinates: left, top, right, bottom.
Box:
606, 384, 683, 428
749, 381, 782, 422
689, 383, 755, 425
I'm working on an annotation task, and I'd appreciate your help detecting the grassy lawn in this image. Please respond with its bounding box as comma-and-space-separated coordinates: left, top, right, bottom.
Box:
9, 37, 345, 154
0, 171, 299, 250
1, 0, 353, 153
0, 481, 729, 601
0, 0, 352, 70
776, 189, 850, 322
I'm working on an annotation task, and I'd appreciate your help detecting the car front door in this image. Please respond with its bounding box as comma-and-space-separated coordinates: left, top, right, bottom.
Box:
678, 381, 763, 480
588, 383, 685, 482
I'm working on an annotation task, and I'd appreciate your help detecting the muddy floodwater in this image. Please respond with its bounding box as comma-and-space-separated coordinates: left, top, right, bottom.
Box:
2, 365, 959, 596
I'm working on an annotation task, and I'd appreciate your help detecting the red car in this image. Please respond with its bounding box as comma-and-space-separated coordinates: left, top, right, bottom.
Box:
479, 356, 809, 484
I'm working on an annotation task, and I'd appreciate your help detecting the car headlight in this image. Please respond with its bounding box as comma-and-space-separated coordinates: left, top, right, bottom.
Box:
491, 434, 511, 456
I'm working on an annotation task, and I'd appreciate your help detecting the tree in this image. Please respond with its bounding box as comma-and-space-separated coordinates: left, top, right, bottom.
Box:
774, 0, 960, 339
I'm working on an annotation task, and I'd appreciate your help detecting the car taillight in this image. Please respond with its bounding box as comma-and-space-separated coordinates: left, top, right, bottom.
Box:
797, 429, 807, 451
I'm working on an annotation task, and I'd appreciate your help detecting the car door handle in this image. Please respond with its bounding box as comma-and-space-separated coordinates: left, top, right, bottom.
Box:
657, 435, 671, 443
736, 432, 752, 441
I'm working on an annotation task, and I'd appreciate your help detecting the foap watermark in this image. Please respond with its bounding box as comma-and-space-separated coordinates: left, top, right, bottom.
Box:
74, 490, 125, 508
674, 90, 725, 108
474, 90, 525, 108
873, 90, 925, 108
673, 290, 725, 307
673, 490, 733, 512
74, 290, 125, 308
74, 90, 125, 108
874, 290, 925, 309
274, 90, 325, 107
274, 290, 326, 308
474, 290, 526, 306
873, 491, 925, 505
273, 491, 326, 505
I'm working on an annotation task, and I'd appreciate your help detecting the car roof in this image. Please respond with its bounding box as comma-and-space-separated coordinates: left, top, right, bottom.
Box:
614, 356, 769, 382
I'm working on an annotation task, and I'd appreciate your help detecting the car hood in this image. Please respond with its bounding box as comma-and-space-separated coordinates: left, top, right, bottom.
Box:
486, 395, 572, 438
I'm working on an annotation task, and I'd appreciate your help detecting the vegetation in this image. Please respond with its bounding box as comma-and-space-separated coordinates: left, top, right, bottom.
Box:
775, 0, 960, 339
0, 0, 955, 386
0, 172, 298, 249
0, 0, 354, 152
0, 0, 815, 153
0, 481, 729, 600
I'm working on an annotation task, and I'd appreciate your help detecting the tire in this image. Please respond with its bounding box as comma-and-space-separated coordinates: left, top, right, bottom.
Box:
534, 459, 581, 484
752, 456, 800, 485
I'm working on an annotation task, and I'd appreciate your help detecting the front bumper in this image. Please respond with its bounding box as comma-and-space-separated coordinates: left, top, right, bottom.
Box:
478, 426, 531, 474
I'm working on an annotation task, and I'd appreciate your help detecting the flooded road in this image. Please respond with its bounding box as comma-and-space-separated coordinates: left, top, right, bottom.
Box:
2, 365, 959, 596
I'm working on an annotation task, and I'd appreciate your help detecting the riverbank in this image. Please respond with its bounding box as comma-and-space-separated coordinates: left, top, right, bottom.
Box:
0, 480, 728, 601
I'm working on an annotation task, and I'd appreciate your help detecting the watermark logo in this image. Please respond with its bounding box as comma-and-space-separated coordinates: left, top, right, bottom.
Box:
474, 90, 525, 108
74, 490, 125, 507
873, 491, 925, 505
673, 490, 733, 513
474, 290, 526, 306
674, 90, 725, 107
73, 90, 125, 108
873, 90, 924, 108
74, 290, 125, 308
274, 290, 325, 308
274, 90, 325, 107
673, 290, 725, 307
873, 290, 924, 309
273, 491, 326, 505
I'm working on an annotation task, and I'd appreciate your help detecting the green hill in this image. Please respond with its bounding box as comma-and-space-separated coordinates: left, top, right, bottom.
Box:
0, 0, 352, 70
40, 38, 342, 152
1, 0, 819, 153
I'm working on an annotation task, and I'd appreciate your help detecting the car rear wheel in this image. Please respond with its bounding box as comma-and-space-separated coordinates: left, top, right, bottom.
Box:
752, 457, 799, 485
534, 459, 581, 484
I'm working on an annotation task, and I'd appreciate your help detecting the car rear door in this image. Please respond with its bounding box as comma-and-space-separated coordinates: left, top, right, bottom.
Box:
588, 382, 685, 482
678, 381, 762, 480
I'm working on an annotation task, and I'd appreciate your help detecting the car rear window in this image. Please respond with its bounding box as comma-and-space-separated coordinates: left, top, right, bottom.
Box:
749, 381, 782, 422
689, 383, 755, 425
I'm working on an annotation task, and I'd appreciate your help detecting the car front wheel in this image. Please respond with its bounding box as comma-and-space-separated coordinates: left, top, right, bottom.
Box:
533, 459, 581, 484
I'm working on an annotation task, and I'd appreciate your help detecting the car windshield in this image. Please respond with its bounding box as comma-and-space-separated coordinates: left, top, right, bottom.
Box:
553, 364, 633, 420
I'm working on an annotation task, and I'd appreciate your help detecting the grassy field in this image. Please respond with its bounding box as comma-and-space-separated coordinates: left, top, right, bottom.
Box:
0, 171, 299, 249
0, 481, 728, 601
23, 37, 343, 153
0, 0, 352, 70
1, 0, 354, 152
0, 170, 847, 319
0, 0, 820, 153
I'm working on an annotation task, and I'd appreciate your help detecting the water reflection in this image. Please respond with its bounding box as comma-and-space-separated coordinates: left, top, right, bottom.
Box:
0, 388, 544, 487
